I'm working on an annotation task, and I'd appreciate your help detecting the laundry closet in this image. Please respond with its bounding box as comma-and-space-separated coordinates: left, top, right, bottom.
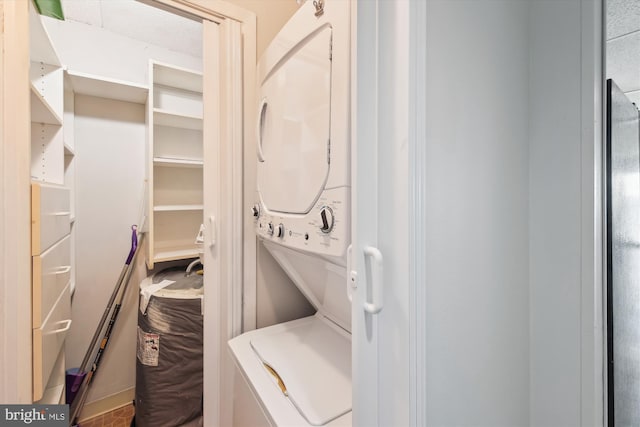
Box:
25, 0, 307, 423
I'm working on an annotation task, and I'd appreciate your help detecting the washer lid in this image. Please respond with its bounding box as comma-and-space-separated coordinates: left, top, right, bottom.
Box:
257, 26, 332, 215
250, 316, 351, 426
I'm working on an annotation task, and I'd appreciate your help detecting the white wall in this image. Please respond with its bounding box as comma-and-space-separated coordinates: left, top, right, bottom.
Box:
422, 0, 599, 425
225, 0, 300, 59
528, 1, 584, 424
424, 2, 530, 424
69, 95, 146, 405
255, 242, 314, 328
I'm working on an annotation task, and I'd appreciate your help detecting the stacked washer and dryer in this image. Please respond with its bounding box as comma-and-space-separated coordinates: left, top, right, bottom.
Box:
228, 1, 352, 426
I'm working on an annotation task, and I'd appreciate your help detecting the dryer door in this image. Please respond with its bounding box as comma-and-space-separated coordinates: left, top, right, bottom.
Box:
257, 27, 332, 215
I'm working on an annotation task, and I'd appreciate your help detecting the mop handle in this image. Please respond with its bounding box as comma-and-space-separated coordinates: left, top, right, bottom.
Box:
126, 225, 138, 265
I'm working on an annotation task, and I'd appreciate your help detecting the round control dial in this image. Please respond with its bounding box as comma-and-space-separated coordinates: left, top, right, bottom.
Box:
276, 223, 285, 238
319, 206, 335, 233
267, 222, 274, 236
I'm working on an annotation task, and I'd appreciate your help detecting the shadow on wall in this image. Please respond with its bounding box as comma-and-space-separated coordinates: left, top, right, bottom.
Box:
256, 240, 315, 328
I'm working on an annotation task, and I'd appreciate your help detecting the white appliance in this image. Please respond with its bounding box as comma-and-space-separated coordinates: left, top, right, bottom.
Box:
228, 1, 351, 426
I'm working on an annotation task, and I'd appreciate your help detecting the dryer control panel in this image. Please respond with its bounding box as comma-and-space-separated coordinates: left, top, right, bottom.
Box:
255, 187, 350, 258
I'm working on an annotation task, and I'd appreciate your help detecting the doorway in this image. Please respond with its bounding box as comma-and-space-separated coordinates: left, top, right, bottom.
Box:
0, 2, 252, 426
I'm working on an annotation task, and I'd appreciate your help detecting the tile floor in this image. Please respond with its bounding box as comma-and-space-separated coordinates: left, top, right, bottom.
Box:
80, 403, 134, 427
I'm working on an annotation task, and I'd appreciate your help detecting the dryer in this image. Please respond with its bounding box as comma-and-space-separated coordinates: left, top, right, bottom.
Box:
252, 3, 350, 258
228, 1, 351, 426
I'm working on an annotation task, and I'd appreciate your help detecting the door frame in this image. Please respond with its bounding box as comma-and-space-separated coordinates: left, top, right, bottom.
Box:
0, 2, 254, 423
0, 0, 32, 404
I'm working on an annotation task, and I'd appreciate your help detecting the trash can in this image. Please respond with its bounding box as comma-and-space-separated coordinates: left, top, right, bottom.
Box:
135, 267, 203, 427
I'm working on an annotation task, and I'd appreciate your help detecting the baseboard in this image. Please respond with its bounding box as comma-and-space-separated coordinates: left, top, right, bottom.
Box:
78, 387, 135, 422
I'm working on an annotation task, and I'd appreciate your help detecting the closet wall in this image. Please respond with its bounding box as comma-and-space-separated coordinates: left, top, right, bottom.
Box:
72, 96, 146, 405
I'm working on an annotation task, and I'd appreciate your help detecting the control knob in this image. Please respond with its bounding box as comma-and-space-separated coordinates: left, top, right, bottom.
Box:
276, 223, 285, 238
319, 206, 334, 233
251, 204, 260, 218
267, 222, 274, 236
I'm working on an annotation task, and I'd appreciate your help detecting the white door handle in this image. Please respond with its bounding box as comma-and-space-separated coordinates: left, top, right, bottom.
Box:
208, 216, 216, 247
52, 265, 71, 275
256, 98, 267, 162
363, 246, 383, 314
46, 319, 72, 335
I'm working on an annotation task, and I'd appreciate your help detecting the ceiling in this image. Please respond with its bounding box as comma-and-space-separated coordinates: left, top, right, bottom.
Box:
607, 0, 640, 104
60, 0, 202, 58
607, 0, 640, 40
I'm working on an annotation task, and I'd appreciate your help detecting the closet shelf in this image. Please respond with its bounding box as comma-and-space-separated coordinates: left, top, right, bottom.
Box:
154, 108, 203, 130
153, 157, 203, 168
153, 247, 200, 263
153, 62, 203, 92
66, 71, 148, 104
154, 204, 203, 212
31, 83, 63, 125
147, 61, 204, 269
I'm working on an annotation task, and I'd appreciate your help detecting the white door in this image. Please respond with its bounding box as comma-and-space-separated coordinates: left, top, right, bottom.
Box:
352, 1, 411, 425
202, 16, 244, 427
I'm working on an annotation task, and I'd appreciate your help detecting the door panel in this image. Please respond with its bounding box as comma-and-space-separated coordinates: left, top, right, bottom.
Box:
352, 2, 410, 425
607, 78, 640, 426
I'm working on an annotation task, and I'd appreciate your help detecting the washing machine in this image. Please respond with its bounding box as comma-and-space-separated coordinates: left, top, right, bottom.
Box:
228, 0, 351, 426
